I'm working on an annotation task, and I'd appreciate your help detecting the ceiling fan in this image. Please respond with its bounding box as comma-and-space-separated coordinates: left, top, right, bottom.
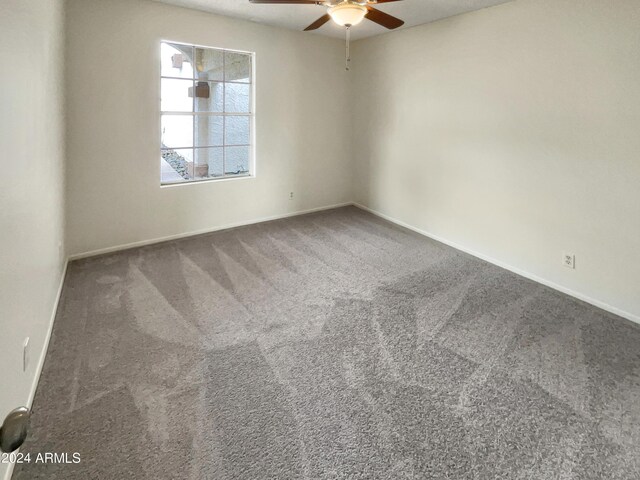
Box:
249, 0, 404, 32
249, 0, 405, 69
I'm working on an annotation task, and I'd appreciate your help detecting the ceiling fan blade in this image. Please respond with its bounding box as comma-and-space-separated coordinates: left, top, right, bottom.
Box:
365, 6, 404, 29
304, 13, 331, 31
249, 1, 320, 4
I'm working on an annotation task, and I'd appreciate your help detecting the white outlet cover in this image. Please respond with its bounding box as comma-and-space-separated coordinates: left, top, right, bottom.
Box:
23, 337, 30, 371
563, 253, 575, 269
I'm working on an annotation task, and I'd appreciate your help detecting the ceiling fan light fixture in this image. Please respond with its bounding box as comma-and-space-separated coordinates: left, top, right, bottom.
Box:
328, 3, 367, 27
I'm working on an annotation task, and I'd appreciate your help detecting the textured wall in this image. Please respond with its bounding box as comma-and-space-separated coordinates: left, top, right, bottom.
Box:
0, 0, 66, 478
65, 0, 352, 256
351, 0, 640, 319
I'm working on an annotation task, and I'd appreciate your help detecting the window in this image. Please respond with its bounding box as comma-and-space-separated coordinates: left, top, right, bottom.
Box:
160, 41, 254, 185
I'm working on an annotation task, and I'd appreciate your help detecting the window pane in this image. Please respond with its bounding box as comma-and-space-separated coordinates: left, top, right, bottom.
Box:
161, 43, 194, 79
161, 115, 193, 148
225, 83, 250, 113
194, 115, 223, 147
225, 116, 250, 146
195, 147, 224, 178
161, 148, 193, 183
224, 146, 250, 175
225, 52, 251, 83
193, 81, 224, 113
161, 78, 193, 112
195, 47, 224, 81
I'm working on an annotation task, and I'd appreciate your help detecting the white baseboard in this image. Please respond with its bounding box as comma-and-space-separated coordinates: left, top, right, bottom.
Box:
2, 454, 13, 480
27, 260, 68, 408
69, 202, 354, 261
2, 259, 68, 480
353, 203, 640, 325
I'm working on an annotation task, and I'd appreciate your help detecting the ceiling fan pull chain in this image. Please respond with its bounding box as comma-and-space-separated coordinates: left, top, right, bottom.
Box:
346, 25, 351, 71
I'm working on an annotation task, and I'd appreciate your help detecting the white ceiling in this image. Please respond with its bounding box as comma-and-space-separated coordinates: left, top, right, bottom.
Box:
152, 0, 515, 40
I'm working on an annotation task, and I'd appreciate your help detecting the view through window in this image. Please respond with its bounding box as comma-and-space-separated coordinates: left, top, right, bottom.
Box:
160, 42, 253, 185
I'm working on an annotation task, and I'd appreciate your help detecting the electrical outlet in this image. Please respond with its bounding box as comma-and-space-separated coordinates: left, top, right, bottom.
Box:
23, 337, 30, 372
563, 253, 575, 269
289, 192, 294, 200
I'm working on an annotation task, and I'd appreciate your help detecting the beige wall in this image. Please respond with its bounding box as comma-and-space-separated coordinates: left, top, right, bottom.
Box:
351, 0, 640, 320
65, 0, 352, 257
0, 0, 66, 478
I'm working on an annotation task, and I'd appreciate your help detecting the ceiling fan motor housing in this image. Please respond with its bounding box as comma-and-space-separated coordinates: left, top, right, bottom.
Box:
324, 0, 368, 5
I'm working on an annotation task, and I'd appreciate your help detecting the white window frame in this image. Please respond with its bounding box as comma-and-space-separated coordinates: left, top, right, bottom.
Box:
160, 40, 256, 187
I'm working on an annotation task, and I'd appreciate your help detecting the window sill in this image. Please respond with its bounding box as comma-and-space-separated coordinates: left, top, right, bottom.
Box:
160, 173, 254, 188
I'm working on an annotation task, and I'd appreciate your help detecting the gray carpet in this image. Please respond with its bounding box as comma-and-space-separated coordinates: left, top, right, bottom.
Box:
13, 206, 640, 479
